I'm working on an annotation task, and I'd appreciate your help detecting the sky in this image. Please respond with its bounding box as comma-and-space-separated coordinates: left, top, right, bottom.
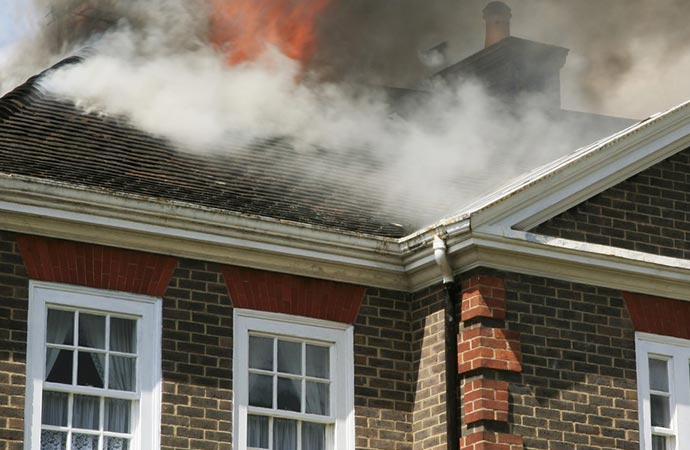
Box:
0, 0, 30, 48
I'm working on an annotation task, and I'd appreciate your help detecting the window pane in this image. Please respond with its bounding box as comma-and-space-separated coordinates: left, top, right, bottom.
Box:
247, 415, 269, 448
45, 349, 73, 384
302, 422, 326, 450
306, 345, 329, 379
41, 391, 68, 426
41, 430, 67, 450
105, 398, 131, 433
73, 395, 100, 430
652, 435, 667, 450
78, 314, 105, 349
110, 318, 136, 353
649, 358, 669, 392
47, 310, 74, 345
305, 381, 329, 416
249, 373, 273, 408
249, 336, 274, 371
77, 352, 104, 388
105, 437, 130, 450
277, 377, 302, 412
278, 340, 302, 375
650, 394, 671, 427
72, 433, 99, 450
273, 418, 297, 450
109, 356, 136, 391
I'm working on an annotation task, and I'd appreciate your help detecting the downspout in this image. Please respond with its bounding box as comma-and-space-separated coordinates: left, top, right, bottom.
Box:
433, 236, 460, 450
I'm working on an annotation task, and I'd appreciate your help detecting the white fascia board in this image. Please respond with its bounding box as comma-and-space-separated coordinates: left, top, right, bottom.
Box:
468, 102, 690, 231
0, 176, 411, 290
461, 228, 690, 302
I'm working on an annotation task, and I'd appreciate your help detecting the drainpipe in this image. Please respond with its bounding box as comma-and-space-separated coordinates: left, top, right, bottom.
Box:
433, 236, 460, 450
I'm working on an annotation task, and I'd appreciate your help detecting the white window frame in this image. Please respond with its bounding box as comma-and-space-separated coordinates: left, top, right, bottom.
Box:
233, 309, 355, 450
636, 332, 690, 450
24, 281, 162, 450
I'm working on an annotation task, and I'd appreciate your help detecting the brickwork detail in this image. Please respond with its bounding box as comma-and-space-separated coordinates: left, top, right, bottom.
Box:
0, 231, 29, 450
161, 259, 234, 450
533, 148, 690, 259
623, 292, 690, 340
462, 276, 506, 321
461, 431, 524, 450
459, 274, 523, 450
464, 379, 510, 424
17, 234, 177, 296
458, 327, 522, 374
355, 288, 413, 450
505, 274, 639, 450
222, 265, 366, 324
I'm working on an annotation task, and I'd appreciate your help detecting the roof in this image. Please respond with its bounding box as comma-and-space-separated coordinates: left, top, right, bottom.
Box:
0, 59, 411, 238
0, 57, 635, 240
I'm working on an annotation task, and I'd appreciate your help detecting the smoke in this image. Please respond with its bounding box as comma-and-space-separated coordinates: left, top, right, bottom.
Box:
3, 0, 687, 226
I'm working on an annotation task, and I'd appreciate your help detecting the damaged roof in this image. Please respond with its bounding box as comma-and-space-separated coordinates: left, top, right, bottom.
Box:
0, 58, 414, 238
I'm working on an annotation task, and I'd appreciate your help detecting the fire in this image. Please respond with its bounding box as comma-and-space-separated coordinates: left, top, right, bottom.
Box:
210, 0, 331, 65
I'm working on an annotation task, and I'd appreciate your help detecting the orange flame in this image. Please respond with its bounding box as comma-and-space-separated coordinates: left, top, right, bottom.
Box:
210, 0, 331, 65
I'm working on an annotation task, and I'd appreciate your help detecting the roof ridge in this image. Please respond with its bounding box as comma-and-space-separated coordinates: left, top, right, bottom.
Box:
0, 56, 83, 124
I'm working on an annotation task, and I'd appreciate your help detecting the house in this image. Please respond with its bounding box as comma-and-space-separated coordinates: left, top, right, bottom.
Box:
2, 3, 689, 450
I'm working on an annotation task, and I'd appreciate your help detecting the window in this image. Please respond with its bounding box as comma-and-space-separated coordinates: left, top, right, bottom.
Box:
24, 282, 162, 450
233, 309, 354, 450
636, 333, 690, 450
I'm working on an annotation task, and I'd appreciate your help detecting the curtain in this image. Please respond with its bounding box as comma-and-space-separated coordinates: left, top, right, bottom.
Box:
302, 422, 326, 450
78, 315, 106, 381
109, 319, 135, 391
248, 415, 269, 448
45, 310, 74, 377
273, 418, 297, 450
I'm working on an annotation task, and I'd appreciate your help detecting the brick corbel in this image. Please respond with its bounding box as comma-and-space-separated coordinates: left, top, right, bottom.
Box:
461, 431, 524, 450
461, 276, 506, 321
464, 379, 510, 424
458, 327, 522, 374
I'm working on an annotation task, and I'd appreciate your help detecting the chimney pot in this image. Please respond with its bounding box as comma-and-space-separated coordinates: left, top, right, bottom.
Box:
483, 1, 511, 48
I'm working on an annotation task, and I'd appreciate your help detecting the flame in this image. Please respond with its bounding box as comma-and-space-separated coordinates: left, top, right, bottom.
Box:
210, 0, 331, 65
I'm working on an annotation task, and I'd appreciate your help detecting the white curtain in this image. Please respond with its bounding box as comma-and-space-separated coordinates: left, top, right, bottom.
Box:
302, 422, 325, 450
78, 315, 106, 381
248, 415, 269, 448
109, 318, 135, 391
45, 311, 74, 377
273, 418, 297, 450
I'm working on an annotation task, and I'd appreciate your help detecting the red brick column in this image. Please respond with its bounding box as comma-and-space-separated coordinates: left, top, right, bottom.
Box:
459, 275, 523, 450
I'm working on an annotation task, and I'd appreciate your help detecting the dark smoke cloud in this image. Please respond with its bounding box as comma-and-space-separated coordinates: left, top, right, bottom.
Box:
314, 0, 690, 116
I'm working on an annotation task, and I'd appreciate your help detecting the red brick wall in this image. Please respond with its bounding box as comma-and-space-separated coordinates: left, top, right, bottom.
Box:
623, 292, 690, 340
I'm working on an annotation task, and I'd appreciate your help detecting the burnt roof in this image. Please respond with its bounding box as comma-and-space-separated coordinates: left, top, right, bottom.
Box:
0, 59, 411, 238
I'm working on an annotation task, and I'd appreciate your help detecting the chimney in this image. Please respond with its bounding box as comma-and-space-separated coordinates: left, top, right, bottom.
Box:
483, 1, 511, 48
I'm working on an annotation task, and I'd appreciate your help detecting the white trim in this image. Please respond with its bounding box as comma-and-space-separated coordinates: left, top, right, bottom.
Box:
233, 309, 354, 450
24, 282, 162, 450
635, 333, 690, 450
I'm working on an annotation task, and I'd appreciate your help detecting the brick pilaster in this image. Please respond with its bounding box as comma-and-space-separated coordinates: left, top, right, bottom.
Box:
459, 275, 522, 450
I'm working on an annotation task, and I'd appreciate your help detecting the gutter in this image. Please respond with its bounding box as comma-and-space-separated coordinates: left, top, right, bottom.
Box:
433, 236, 460, 450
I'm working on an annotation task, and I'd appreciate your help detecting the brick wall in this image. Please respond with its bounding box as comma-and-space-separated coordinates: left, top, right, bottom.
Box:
410, 285, 447, 450
355, 288, 414, 450
161, 259, 234, 450
0, 231, 28, 450
533, 148, 690, 258
505, 273, 639, 450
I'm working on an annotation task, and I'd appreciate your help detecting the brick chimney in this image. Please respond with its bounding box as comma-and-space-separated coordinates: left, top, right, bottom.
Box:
483, 1, 512, 48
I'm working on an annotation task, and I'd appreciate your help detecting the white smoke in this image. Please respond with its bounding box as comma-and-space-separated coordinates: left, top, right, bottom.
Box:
0, 0, 636, 226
